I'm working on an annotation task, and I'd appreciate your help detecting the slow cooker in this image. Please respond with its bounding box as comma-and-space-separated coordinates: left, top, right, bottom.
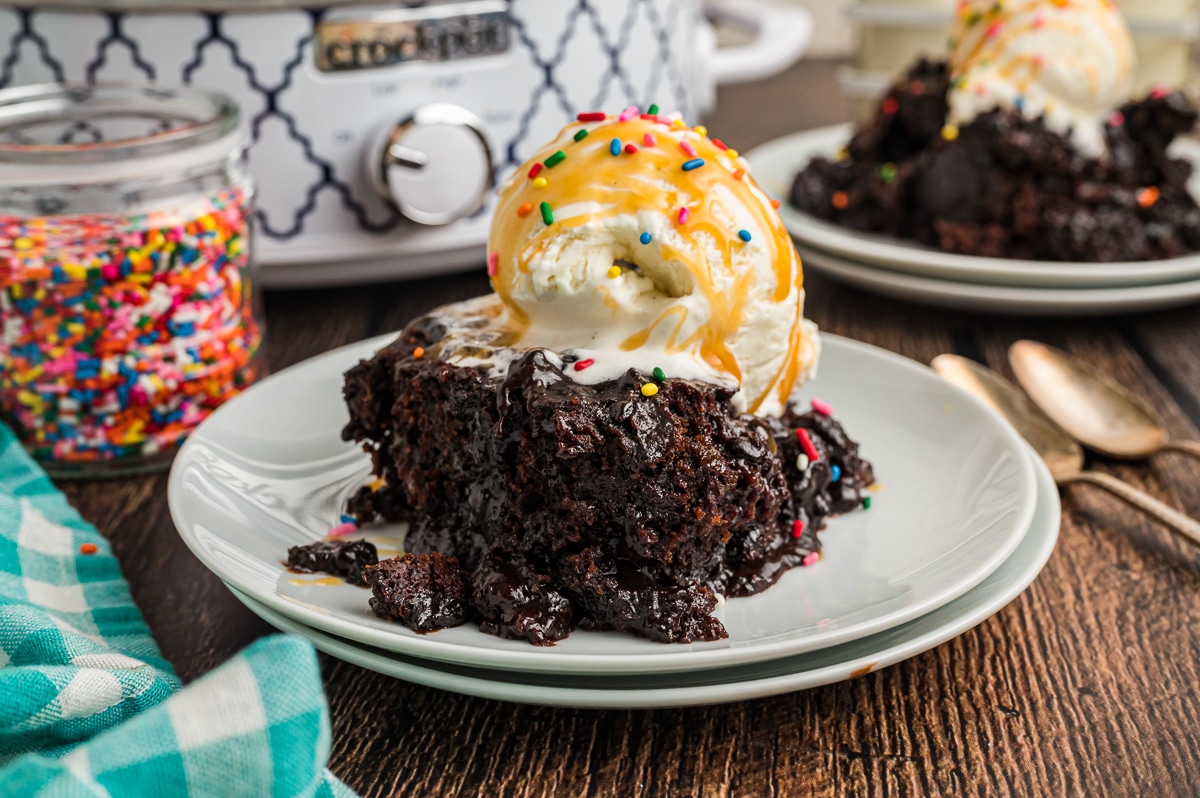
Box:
0, 0, 812, 286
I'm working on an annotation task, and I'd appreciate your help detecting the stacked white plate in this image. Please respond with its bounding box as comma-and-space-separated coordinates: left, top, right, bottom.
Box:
168, 332, 1060, 709
746, 124, 1200, 315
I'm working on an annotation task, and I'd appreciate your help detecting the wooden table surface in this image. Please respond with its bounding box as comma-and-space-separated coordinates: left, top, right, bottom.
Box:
62, 60, 1200, 796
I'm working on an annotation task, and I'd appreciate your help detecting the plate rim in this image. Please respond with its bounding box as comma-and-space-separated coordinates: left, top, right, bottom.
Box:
225, 448, 1060, 709
168, 331, 1039, 675
796, 243, 1200, 316
745, 123, 1200, 289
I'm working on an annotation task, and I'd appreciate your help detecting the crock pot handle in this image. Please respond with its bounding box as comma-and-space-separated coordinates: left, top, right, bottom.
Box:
706, 0, 814, 85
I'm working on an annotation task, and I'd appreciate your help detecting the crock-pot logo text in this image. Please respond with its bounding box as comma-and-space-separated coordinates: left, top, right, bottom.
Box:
316, 7, 509, 73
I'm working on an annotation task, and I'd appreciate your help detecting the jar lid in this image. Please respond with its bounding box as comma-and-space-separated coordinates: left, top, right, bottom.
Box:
0, 84, 243, 186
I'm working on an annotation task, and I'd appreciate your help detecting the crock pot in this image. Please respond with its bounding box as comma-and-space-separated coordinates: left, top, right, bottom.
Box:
0, 0, 812, 286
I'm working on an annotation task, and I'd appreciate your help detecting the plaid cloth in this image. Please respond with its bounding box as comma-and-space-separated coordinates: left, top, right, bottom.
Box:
0, 423, 356, 797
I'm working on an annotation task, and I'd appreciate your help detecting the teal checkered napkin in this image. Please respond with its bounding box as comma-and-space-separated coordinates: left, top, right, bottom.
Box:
0, 423, 356, 797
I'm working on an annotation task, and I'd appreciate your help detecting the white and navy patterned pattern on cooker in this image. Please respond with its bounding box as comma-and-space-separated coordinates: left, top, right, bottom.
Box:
0, 1, 699, 240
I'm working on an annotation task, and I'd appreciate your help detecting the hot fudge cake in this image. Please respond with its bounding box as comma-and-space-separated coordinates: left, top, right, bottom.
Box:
341, 110, 874, 645
792, 0, 1200, 262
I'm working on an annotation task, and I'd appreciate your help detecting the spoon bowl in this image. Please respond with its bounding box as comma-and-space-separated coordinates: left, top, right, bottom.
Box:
931, 354, 1084, 482
932, 353, 1200, 549
1008, 340, 1167, 460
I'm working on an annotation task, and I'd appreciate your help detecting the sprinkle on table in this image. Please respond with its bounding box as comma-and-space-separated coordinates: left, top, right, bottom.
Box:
544, 150, 566, 168
639, 232, 652, 245
791, 519, 805, 539
811, 398, 833, 416
641, 383, 659, 397
328, 522, 358, 538
832, 191, 849, 209
652, 366, 666, 381
797, 428, 819, 461
610, 138, 622, 156
540, 201, 554, 225
737, 229, 752, 243
1138, 187, 1160, 208
80, 543, 98, 555
682, 158, 706, 172
573, 129, 589, 142
517, 202, 534, 218
574, 358, 594, 372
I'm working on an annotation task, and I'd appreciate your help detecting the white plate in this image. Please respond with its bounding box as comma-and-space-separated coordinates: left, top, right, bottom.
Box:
796, 244, 1200, 316
226, 448, 1059, 708
169, 332, 1037, 675
746, 124, 1200, 289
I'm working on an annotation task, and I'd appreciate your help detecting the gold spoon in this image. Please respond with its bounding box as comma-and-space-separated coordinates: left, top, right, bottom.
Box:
932, 354, 1200, 548
1009, 340, 1200, 460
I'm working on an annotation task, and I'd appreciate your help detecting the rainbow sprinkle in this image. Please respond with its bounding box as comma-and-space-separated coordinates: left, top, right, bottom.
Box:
619, 106, 640, 122
639, 232, 652, 245
487, 252, 498, 276
610, 138, 622, 156
577, 112, 606, 122
573, 129, 589, 142
797, 428, 819, 461
681, 158, 705, 171
0, 186, 261, 465
643, 133, 657, 147
791, 519, 805, 539
574, 358, 594, 371
737, 229, 752, 243
641, 383, 659, 397
540, 202, 554, 225
802, 552, 819, 567
811, 398, 833, 416
544, 150, 566, 168
677, 207, 690, 225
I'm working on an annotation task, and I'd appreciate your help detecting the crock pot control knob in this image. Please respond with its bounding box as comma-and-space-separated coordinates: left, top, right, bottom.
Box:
372, 104, 493, 226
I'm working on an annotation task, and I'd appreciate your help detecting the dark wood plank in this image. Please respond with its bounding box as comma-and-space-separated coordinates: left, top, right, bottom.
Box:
58, 57, 1200, 797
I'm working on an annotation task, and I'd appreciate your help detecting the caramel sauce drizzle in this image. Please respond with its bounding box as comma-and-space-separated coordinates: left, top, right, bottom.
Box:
487, 115, 810, 413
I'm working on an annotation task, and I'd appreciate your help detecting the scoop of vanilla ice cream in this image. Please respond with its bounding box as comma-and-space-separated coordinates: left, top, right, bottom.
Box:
947, 0, 1136, 155
466, 112, 816, 417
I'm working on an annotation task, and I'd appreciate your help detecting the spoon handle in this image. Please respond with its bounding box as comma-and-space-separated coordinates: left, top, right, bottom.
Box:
1161, 440, 1200, 459
1066, 471, 1200, 549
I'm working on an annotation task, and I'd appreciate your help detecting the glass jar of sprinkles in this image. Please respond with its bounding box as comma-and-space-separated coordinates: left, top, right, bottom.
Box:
0, 84, 264, 478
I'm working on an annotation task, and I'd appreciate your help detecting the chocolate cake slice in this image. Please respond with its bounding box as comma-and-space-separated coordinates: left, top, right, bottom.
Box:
341, 310, 873, 645
793, 58, 1200, 262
